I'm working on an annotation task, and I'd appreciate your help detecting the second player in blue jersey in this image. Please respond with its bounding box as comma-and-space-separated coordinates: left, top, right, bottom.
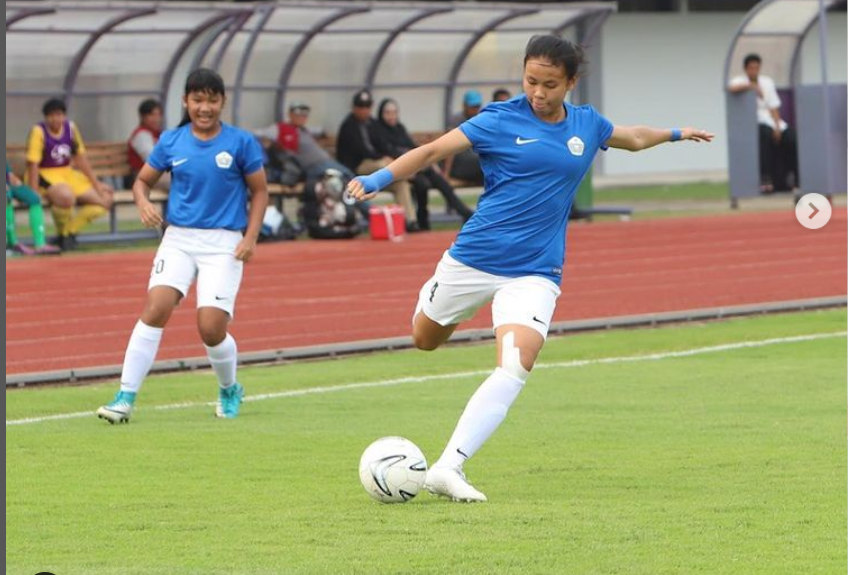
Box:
97, 68, 269, 425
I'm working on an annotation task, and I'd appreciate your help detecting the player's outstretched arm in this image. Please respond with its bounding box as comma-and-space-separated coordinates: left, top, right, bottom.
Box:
606, 125, 714, 152
347, 129, 471, 200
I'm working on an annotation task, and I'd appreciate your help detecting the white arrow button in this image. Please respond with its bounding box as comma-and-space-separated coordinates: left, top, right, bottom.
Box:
795, 193, 832, 230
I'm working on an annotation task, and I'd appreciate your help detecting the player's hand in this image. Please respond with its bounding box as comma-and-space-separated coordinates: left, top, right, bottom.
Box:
95, 181, 114, 198
346, 176, 378, 201
681, 128, 715, 143
137, 199, 163, 229
235, 236, 257, 262
772, 128, 782, 143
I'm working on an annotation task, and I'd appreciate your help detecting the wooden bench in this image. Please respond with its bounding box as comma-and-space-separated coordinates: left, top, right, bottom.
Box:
7, 141, 171, 241
7, 141, 303, 242
6, 129, 478, 242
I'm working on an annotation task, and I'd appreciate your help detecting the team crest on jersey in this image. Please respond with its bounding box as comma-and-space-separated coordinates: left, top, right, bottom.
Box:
215, 151, 234, 169
50, 144, 72, 163
567, 136, 585, 157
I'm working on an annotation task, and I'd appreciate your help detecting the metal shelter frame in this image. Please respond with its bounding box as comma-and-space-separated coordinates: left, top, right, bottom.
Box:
6, 0, 615, 142
723, 0, 846, 204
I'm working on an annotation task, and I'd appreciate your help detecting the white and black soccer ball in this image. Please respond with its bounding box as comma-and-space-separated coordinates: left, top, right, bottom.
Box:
359, 437, 428, 503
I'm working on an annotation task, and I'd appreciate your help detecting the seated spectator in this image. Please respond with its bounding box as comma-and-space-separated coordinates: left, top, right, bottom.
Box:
25, 98, 114, 250
128, 98, 169, 191
255, 101, 354, 182
443, 90, 484, 185
254, 101, 370, 224
373, 98, 474, 230
336, 89, 418, 231
491, 88, 512, 102
727, 53, 798, 193
6, 160, 60, 255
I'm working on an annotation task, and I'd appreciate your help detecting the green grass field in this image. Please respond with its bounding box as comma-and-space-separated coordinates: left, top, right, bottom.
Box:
6, 310, 847, 575
594, 182, 728, 203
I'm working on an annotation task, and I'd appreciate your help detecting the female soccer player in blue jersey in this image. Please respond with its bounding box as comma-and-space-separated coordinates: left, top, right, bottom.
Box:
97, 69, 268, 423
348, 35, 713, 501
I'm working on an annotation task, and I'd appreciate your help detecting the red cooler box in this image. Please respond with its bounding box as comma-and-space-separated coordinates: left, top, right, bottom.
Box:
369, 205, 406, 241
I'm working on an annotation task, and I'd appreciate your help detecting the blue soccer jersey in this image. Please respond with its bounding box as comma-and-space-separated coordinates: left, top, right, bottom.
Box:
449, 96, 614, 284
148, 123, 264, 230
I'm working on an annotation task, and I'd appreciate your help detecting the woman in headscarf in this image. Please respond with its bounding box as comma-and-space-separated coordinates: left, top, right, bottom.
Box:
373, 98, 474, 230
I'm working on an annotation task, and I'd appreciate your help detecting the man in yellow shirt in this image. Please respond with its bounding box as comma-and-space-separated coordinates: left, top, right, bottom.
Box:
26, 98, 114, 249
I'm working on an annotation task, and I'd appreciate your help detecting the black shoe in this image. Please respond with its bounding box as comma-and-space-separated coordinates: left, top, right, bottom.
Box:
406, 221, 422, 233
58, 235, 77, 251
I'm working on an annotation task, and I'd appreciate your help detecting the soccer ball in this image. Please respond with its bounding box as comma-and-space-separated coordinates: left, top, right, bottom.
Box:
359, 437, 428, 503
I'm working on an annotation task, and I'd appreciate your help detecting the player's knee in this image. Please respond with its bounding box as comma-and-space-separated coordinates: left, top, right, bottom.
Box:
49, 189, 74, 208
198, 324, 226, 347
412, 331, 440, 351
140, 299, 176, 327
140, 305, 171, 328
501, 331, 531, 382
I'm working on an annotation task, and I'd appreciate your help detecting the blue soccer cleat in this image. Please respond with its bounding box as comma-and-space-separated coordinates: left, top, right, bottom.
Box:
216, 383, 244, 419
96, 390, 137, 424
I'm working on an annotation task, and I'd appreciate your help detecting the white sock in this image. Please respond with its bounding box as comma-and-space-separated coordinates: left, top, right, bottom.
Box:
206, 333, 238, 388
119, 320, 164, 393
435, 367, 526, 470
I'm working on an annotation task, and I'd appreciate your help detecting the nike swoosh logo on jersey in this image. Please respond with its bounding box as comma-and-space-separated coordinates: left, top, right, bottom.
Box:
172, 158, 188, 167
515, 137, 539, 145
532, 315, 547, 325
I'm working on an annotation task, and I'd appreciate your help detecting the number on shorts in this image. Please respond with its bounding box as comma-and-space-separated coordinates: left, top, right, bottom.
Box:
153, 259, 165, 274
429, 281, 439, 303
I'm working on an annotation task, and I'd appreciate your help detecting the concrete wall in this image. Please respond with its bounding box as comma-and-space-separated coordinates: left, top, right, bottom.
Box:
597, 11, 846, 178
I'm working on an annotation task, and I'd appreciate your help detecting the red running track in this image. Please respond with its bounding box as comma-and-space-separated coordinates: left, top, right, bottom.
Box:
6, 209, 846, 376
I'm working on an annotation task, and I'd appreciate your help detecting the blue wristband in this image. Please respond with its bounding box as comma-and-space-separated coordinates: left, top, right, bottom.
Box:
357, 168, 394, 193
670, 128, 682, 142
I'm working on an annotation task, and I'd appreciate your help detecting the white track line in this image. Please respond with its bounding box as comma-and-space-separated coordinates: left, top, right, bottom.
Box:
7, 332, 845, 427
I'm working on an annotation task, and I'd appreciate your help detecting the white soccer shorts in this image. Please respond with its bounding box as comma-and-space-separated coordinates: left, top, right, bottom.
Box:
414, 251, 561, 339
148, 226, 244, 317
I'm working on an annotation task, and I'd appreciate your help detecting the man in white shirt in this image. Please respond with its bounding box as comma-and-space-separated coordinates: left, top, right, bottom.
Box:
728, 53, 798, 193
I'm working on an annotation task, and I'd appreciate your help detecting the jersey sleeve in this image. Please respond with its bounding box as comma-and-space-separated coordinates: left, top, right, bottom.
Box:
728, 75, 749, 89
593, 107, 615, 151
458, 105, 500, 154
70, 122, 87, 155
25, 126, 45, 165
146, 131, 171, 172
240, 132, 265, 176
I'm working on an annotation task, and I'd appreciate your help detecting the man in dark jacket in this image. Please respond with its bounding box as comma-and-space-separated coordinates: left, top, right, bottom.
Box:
336, 90, 416, 229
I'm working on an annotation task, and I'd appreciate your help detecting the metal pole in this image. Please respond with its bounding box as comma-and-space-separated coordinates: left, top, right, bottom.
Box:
817, 0, 832, 195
